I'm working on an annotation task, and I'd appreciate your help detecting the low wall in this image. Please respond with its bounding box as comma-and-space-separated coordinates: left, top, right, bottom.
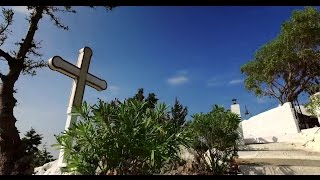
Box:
241, 102, 300, 144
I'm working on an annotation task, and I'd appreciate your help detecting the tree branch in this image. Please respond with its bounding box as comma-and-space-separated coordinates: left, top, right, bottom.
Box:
3, 6, 46, 81
16, 6, 45, 62
0, 48, 14, 63
0, 72, 7, 83
0, 8, 14, 46
292, 76, 314, 99
270, 81, 284, 98
287, 69, 308, 99
273, 79, 284, 89
265, 88, 280, 102
268, 83, 280, 96
43, 6, 76, 31
0, 23, 9, 36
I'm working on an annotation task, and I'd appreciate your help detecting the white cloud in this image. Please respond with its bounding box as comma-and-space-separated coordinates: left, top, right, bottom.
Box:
229, 79, 243, 85
167, 75, 189, 85
177, 70, 188, 75
206, 78, 219, 87
84, 85, 120, 104
207, 77, 243, 87
167, 70, 189, 86
109, 85, 120, 94
11, 6, 30, 15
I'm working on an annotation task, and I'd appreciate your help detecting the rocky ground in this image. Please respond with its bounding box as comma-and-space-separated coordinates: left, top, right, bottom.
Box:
34, 160, 74, 175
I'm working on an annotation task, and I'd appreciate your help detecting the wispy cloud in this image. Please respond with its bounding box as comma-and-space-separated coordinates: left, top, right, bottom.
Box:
177, 70, 188, 75
206, 77, 219, 87
167, 75, 189, 85
167, 70, 189, 86
229, 79, 243, 85
109, 85, 120, 93
85, 85, 120, 104
206, 77, 243, 87
11, 6, 30, 15
106, 85, 120, 100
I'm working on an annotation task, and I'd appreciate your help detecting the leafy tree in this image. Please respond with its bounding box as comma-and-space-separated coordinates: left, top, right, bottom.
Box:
306, 83, 320, 96
131, 89, 188, 127
170, 98, 188, 127
145, 93, 159, 109
21, 128, 42, 155
305, 92, 320, 117
128, 88, 159, 112
241, 7, 320, 104
189, 105, 241, 175
131, 88, 159, 108
55, 98, 190, 175
21, 128, 55, 171
134, 88, 145, 102
0, 6, 113, 174
131, 90, 188, 131
33, 145, 55, 168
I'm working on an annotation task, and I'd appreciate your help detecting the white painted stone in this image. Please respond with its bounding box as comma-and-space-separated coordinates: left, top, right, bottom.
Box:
241, 102, 300, 144
231, 104, 241, 118
301, 127, 320, 152
238, 138, 320, 175
178, 145, 196, 163
230, 103, 245, 146
34, 160, 75, 175
239, 165, 320, 175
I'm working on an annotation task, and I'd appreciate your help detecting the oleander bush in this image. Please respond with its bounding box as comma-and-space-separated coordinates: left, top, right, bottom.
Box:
188, 105, 241, 174
55, 98, 190, 175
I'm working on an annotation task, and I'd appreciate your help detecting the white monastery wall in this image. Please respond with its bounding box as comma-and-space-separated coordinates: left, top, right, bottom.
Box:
241, 102, 300, 144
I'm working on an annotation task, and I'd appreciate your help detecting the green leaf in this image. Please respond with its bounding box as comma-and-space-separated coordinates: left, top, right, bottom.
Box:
151, 150, 155, 167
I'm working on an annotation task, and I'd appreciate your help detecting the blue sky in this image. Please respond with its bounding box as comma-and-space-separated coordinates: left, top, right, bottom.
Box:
0, 6, 312, 157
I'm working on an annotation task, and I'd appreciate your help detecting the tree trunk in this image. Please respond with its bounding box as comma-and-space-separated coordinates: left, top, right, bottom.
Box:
0, 6, 45, 175
0, 72, 32, 175
0, 61, 36, 174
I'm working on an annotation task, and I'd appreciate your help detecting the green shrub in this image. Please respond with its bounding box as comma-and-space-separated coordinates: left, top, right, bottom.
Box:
189, 105, 241, 174
305, 93, 320, 118
55, 99, 190, 175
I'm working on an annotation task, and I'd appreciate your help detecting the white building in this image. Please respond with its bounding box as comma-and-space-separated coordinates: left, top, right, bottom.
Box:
230, 97, 320, 144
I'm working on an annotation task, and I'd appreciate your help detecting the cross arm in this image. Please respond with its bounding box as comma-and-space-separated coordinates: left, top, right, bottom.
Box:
48, 56, 107, 91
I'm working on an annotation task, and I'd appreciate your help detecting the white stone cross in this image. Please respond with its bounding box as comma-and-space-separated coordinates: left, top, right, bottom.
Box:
48, 47, 107, 167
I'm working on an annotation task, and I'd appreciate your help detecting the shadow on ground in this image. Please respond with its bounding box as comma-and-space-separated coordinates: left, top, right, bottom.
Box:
239, 164, 296, 175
